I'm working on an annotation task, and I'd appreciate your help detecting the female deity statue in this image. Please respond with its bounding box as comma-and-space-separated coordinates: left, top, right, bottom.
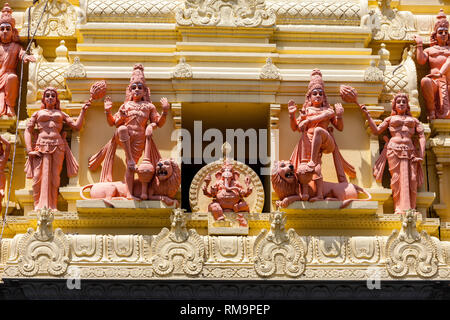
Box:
288, 69, 355, 201
415, 9, 450, 120
88, 64, 170, 198
0, 3, 35, 117
360, 93, 425, 213
25, 88, 90, 210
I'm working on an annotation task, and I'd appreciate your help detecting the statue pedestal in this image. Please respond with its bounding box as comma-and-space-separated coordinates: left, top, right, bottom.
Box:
207, 212, 249, 235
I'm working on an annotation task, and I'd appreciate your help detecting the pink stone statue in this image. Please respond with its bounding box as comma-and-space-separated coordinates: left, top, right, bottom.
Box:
25, 88, 90, 210
415, 9, 450, 120
0, 3, 35, 117
288, 69, 356, 201
81, 158, 181, 207
0, 134, 10, 211
88, 64, 170, 199
202, 161, 252, 227
360, 92, 426, 213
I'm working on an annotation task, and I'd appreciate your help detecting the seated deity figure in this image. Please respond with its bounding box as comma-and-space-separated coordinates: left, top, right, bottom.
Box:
288, 69, 355, 201
0, 3, 35, 117
415, 9, 450, 120
88, 64, 170, 199
360, 93, 425, 213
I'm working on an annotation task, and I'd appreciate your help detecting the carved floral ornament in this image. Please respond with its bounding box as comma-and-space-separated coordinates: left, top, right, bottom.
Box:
21, 0, 79, 37
385, 210, 439, 278
176, 0, 276, 27
17, 208, 70, 277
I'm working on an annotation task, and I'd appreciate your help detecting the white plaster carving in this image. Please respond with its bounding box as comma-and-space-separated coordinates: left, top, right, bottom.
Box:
65, 57, 87, 79
176, 0, 276, 27
69, 234, 103, 262
260, 57, 281, 80
173, 57, 193, 79
17, 209, 70, 276
21, 0, 79, 37
253, 211, 305, 277
151, 209, 205, 276
362, 0, 416, 41
385, 210, 439, 278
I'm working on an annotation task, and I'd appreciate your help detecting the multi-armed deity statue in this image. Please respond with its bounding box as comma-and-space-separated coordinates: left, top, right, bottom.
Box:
415, 9, 450, 120
25, 88, 90, 210
202, 160, 253, 227
0, 3, 35, 117
273, 69, 370, 208
87, 64, 180, 206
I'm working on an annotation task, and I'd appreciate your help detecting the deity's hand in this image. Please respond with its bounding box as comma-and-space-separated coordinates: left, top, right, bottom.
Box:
359, 104, 370, 116
28, 150, 41, 158
288, 100, 297, 116
334, 103, 344, 117
23, 54, 36, 63
160, 97, 170, 113
412, 156, 423, 164
104, 96, 113, 112
204, 174, 212, 184
414, 35, 423, 46
82, 101, 91, 111
427, 72, 442, 78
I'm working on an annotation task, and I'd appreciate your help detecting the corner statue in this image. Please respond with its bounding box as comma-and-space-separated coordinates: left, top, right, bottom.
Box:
415, 9, 450, 120
0, 3, 35, 117
88, 64, 171, 199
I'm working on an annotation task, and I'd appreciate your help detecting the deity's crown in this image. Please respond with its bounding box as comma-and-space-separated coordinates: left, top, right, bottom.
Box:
0, 3, 15, 28
307, 69, 325, 94
434, 9, 449, 31
130, 63, 146, 86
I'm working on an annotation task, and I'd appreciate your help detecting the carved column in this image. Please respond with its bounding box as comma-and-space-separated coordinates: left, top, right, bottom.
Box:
430, 120, 450, 227
269, 104, 280, 209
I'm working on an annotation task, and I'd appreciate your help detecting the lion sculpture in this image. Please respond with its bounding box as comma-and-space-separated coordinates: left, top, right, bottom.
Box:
271, 160, 302, 208
272, 160, 371, 208
80, 158, 181, 207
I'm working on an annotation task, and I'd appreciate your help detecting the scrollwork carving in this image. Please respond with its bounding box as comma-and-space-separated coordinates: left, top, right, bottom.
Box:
176, 0, 275, 27
151, 209, 205, 276
385, 210, 439, 278
253, 211, 305, 278
17, 208, 70, 276
21, 0, 79, 37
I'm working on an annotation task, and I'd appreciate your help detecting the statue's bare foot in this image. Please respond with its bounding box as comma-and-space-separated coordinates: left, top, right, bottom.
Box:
306, 161, 316, 171
428, 112, 436, 121
310, 196, 323, 202
302, 194, 309, 201
236, 214, 248, 227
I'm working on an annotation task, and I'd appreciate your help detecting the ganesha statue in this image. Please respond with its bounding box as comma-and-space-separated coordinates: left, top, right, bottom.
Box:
202, 160, 253, 227
189, 146, 264, 234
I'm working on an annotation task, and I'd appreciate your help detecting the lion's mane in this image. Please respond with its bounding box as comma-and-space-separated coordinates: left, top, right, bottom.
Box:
150, 159, 181, 198
271, 161, 299, 200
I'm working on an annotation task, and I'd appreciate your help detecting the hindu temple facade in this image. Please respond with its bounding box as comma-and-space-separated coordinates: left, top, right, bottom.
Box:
0, 0, 449, 299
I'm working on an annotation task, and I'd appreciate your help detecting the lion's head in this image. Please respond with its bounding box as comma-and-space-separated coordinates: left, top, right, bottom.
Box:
151, 158, 181, 198
271, 160, 299, 200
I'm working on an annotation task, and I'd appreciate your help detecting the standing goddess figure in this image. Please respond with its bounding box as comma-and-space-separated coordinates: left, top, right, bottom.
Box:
360, 93, 425, 213
25, 88, 90, 210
